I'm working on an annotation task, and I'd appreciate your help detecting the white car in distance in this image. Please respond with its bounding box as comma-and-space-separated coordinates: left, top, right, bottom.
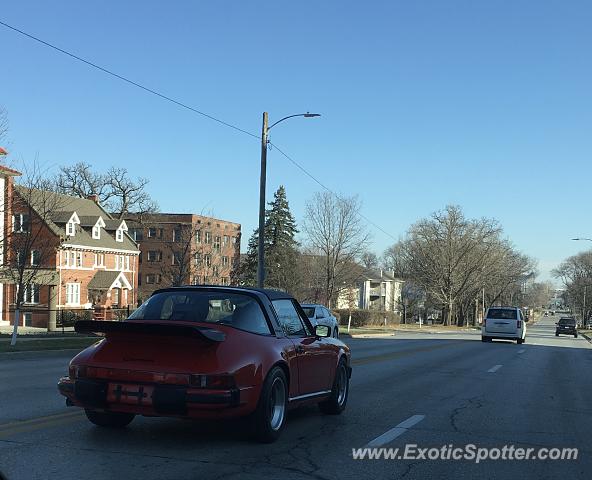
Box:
300, 304, 340, 338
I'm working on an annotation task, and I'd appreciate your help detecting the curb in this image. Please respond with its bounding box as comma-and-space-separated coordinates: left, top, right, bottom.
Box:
582, 332, 592, 345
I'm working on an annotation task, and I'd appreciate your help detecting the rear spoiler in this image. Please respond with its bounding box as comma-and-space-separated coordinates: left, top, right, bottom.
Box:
74, 320, 226, 343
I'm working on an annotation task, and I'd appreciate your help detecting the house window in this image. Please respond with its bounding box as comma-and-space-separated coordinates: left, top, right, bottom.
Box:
148, 227, 157, 238
16, 250, 26, 267
24, 284, 40, 304
92, 225, 101, 239
22, 312, 32, 326
195, 230, 201, 244
115, 255, 125, 270
204, 254, 211, 267
172, 252, 183, 266
221, 277, 229, 286
213, 236, 221, 251
222, 256, 229, 267
173, 228, 182, 242
31, 250, 40, 266
125, 256, 130, 271
194, 253, 202, 265
131, 228, 143, 241
146, 274, 161, 284
205, 232, 211, 244
65, 283, 81, 305
66, 221, 76, 236
12, 214, 30, 233
212, 266, 219, 277
94, 253, 105, 267
223, 235, 229, 246
76, 252, 83, 268
116, 228, 124, 242
147, 250, 161, 262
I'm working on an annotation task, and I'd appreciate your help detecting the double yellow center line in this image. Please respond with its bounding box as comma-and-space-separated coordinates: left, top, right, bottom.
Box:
0, 410, 84, 439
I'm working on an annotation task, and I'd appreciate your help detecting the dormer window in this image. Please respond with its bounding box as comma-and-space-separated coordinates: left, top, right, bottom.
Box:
65, 212, 80, 238
92, 217, 106, 240
115, 220, 128, 243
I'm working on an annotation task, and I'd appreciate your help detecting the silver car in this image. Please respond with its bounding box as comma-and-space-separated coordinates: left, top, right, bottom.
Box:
300, 303, 340, 338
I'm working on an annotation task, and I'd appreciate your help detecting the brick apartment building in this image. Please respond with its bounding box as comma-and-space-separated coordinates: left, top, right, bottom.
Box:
0, 164, 140, 329
125, 213, 241, 301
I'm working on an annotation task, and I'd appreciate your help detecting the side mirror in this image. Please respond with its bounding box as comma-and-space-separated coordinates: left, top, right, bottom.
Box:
315, 325, 331, 338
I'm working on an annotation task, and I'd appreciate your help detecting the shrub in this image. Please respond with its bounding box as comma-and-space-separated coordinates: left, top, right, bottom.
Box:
334, 309, 400, 328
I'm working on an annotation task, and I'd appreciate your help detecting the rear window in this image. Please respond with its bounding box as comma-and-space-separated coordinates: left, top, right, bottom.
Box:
128, 291, 271, 335
486, 308, 517, 320
302, 307, 315, 318
559, 318, 576, 325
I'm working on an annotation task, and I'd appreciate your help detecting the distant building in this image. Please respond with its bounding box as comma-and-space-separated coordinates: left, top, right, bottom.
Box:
125, 213, 241, 302
337, 269, 404, 312
0, 165, 140, 329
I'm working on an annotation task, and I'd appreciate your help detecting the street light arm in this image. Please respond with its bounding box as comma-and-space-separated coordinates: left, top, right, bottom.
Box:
572, 238, 592, 242
268, 113, 320, 131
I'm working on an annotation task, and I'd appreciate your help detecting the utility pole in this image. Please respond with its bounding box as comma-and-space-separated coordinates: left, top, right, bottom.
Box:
583, 285, 587, 328
257, 112, 268, 288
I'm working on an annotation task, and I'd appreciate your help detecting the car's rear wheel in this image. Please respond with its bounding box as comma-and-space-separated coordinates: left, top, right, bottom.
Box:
517, 338, 524, 344
84, 409, 135, 428
251, 367, 287, 443
319, 359, 349, 415
481, 336, 491, 342
556, 332, 559, 337
574, 333, 578, 338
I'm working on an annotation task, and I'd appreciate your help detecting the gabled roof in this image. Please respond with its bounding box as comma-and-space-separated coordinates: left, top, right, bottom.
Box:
14, 186, 138, 252
88, 270, 133, 290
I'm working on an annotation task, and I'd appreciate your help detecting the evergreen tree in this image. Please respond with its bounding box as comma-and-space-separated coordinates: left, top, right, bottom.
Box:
236, 186, 300, 291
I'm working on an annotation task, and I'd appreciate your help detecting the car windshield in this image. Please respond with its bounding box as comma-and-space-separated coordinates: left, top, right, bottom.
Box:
487, 309, 517, 320
128, 291, 270, 334
301, 307, 315, 318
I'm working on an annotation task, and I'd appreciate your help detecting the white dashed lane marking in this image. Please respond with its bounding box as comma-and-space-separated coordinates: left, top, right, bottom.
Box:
366, 414, 426, 447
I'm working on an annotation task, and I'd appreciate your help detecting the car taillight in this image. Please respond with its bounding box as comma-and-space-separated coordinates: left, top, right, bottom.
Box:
189, 374, 235, 389
69, 365, 87, 379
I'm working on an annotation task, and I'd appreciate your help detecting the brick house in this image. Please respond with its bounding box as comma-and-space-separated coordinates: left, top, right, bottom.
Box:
125, 213, 241, 302
0, 165, 140, 329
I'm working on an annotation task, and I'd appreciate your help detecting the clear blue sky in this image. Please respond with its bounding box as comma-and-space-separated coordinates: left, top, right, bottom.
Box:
1, 0, 591, 282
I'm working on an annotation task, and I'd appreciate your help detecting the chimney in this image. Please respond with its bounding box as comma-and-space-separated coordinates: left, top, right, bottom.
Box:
87, 194, 100, 204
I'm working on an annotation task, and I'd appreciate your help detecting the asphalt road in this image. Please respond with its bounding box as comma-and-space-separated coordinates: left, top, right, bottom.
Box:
1, 317, 591, 479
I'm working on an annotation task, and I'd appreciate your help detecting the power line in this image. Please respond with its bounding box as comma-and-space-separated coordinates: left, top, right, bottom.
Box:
0, 19, 398, 243
270, 142, 398, 241
0, 19, 260, 140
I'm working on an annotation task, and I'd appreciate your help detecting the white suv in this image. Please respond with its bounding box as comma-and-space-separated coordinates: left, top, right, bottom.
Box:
482, 307, 526, 344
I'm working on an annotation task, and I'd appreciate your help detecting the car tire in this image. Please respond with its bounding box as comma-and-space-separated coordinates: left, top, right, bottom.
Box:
517, 338, 525, 344
481, 336, 491, 342
319, 359, 349, 415
84, 409, 135, 428
251, 367, 288, 443
574, 333, 578, 338
333, 327, 339, 339
555, 333, 559, 337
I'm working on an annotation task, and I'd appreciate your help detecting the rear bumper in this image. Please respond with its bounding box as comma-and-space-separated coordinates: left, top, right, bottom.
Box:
481, 329, 524, 339
58, 377, 254, 419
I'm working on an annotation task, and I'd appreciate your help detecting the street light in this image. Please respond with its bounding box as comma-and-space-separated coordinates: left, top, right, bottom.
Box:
257, 112, 320, 288
572, 238, 592, 242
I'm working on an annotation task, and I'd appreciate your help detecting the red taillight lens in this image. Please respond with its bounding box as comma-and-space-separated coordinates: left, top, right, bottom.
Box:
69, 365, 87, 379
189, 374, 235, 389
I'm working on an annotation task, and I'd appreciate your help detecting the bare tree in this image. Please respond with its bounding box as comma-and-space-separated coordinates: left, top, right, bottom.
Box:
553, 251, 592, 325
160, 221, 224, 288
55, 163, 158, 217
0, 106, 8, 144
2, 164, 68, 344
303, 192, 370, 308
385, 205, 534, 325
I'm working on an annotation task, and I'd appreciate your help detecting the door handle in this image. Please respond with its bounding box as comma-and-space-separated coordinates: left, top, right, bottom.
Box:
295, 345, 305, 354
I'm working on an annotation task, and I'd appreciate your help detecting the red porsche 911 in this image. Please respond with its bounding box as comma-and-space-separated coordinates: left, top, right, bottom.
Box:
58, 286, 351, 442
